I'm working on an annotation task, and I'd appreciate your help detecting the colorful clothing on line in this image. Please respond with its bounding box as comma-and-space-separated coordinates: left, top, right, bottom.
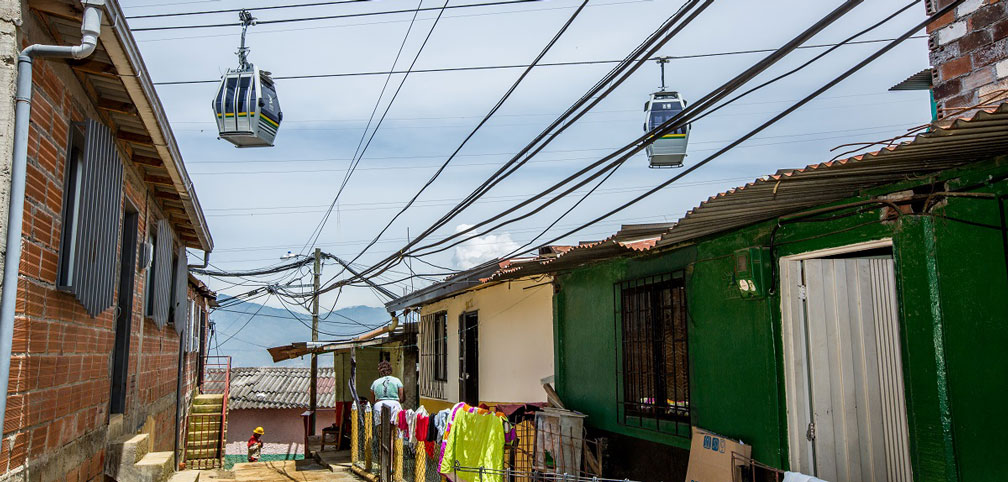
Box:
439, 403, 505, 482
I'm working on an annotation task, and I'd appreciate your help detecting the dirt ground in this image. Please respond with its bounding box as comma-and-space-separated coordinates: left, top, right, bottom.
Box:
200, 458, 361, 481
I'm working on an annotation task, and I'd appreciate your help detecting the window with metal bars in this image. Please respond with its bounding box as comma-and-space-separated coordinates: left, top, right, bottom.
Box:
615, 273, 690, 435
420, 311, 448, 399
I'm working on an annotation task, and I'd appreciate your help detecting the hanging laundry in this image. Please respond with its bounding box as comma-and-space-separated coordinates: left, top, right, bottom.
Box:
373, 399, 401, 426
425, 441, 439, 460
434, 408, 452, 440
416, 414, 430, 442
439, 404, 505, 482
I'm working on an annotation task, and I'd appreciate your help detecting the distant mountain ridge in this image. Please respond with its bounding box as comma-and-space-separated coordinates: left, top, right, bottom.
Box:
210, 300, 389, 367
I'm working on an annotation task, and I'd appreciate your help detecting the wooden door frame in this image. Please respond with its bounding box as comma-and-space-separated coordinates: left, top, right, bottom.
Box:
778, 238, 893, 473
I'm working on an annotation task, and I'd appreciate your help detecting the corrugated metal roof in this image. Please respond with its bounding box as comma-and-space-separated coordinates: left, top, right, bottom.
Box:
656, 103, 1008, 247
485, 103, 1008, 279
226, 367, 337, 410
889, 68, 934, 91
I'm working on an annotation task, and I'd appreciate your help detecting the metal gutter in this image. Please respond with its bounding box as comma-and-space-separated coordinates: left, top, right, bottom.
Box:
98, 0, 213, 252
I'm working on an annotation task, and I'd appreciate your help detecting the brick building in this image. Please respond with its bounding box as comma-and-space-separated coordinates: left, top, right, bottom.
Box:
927, 0, 1008, 116
0, 0, 215, 480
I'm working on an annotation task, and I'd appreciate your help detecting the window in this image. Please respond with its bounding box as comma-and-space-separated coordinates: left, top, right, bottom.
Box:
57, 126, 85, 289
420, 311, 448, 399
145, 229, 158, 317
56, 120, 125, 317
616, 273, 690, 434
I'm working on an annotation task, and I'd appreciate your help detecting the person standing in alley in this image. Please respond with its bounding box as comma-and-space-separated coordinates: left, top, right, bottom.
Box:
371, 360, 404, 425
248, 426, 264, 462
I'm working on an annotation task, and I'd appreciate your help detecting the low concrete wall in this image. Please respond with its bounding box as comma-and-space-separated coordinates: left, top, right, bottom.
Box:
225, 408, 337, 458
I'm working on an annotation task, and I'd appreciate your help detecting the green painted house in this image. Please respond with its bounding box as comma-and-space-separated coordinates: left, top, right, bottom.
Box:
490, 104, 1008, 482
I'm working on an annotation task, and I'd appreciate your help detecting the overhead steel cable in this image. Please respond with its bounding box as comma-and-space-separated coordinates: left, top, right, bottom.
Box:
414, 0, 917, 259
152, 37, 927, 85
299, 0, 428, 255
525, 0, 965, 255
336, 0, 593, 276
311, 0, 868, 294
130, 0, 543, 31
191, 255, 314, 277
384, 0, 866, 262
327, 0, 710, 288
126, 0, 373, 19
300, 0, 451, 254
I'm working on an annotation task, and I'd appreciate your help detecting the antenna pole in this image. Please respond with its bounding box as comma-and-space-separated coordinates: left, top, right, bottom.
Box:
237, 9, 255, 71
657, 56, 671, 91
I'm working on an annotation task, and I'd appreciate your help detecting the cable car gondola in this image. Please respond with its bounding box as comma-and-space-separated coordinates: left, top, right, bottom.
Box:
212, 10, 283, 148
644, 58, 689, 168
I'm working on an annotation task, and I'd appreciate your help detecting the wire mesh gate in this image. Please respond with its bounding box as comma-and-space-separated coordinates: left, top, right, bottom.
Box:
350, 403, 629, 482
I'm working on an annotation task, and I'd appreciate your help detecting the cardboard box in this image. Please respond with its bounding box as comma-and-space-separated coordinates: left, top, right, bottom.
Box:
684, 427, 751, 482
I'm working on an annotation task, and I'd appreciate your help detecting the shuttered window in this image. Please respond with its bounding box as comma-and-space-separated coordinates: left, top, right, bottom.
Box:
150, 219, 174, 328
56, 119, 124, 318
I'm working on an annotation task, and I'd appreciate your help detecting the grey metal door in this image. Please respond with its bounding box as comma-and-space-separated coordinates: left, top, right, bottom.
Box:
783, 257, 912, 482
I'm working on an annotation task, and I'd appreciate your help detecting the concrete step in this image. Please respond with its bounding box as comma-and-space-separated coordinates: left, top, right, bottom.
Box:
191, 403, 223, 414
194, 394, 224, 405
189, 431, 222, 441
185, 448, 222, 460
186, 437, 221, 449
135, 451, 174, 482
188, 417, 222, 431
112, 433, 151, 466
167, 470, 201, 482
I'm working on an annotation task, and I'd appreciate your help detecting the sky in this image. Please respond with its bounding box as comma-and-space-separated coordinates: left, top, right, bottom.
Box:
119, 0, 934, 349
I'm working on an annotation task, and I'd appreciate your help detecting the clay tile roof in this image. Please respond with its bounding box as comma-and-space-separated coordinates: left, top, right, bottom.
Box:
226, 366, 337, 410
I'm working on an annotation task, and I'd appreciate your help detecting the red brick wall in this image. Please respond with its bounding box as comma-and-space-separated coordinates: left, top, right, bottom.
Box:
928, 0, 1008, 116
0, 13, 208, 481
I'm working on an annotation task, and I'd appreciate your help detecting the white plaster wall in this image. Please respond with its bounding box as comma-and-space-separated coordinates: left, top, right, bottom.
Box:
420, 276, 554, 405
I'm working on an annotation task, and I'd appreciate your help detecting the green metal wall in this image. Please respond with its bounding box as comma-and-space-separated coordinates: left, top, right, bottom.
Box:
553, 157, 1008, 481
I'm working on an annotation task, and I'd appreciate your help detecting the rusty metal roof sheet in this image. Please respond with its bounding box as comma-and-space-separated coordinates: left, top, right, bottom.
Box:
484, 103, 1008, 279
656, 103, 1008, 247
227, 367, 336, 410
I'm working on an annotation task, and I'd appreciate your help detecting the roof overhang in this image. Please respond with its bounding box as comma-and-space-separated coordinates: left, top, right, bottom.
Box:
26, 0, 213, 252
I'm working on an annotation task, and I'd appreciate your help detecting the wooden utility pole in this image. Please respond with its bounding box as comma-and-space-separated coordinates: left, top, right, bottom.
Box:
309, 247, 321, 436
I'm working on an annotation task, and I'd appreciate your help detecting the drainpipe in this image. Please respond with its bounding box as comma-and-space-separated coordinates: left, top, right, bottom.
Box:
189, 251, 210, 270
0, 0, 105, 436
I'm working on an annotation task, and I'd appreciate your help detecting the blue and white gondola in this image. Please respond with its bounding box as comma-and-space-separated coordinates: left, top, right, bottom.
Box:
212, 66, 282, 148
644, 91, 689, 168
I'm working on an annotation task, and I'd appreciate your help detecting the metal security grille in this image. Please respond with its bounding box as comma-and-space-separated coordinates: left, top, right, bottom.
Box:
64, 118, 124, 317
173, 245, 189, 333
151, 219, 174, 328
419, 312, 447, 400
615, 273, 690, 435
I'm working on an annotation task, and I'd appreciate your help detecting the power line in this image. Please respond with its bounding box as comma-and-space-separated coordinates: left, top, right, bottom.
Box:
126, 0, 373, 19
152, 37, 927, 85
406, 0, 895, 260
316, 0, 868, 293
131, 0, 544, 31
337, 0, 592, 272
525, 0, 959, 257
310, 0, 712, 294
300, 0, 452, 255
299, 0, 429, 255
491, 0, 923, 261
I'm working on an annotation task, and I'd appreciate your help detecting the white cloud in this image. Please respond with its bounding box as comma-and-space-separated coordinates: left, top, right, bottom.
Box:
451, 224, 520, 270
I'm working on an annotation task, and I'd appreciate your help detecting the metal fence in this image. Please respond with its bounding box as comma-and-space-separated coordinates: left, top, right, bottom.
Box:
350, 403, 625, 482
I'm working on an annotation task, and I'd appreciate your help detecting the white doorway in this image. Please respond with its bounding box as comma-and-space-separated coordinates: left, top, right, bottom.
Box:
780, 240, 913, 482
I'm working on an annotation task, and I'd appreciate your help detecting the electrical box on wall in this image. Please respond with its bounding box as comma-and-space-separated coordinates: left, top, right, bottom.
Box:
734, 247, 770, 298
